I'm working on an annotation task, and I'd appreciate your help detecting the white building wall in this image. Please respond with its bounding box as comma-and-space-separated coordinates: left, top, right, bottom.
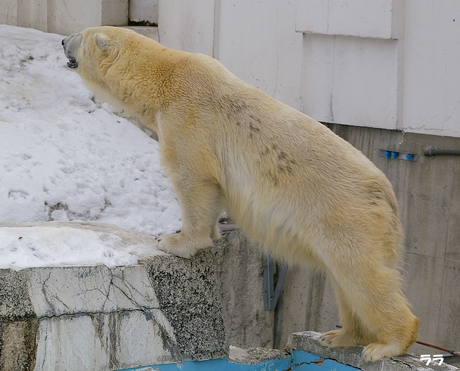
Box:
158, 0, 460, 138
158, 0, 216, 56
2, 0, 129, 35
0, 0, 18, 26
217, 0, 303, 110
403, 1, 460, 137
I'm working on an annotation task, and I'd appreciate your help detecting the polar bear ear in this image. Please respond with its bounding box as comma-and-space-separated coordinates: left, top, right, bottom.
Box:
94, 33, 110, 51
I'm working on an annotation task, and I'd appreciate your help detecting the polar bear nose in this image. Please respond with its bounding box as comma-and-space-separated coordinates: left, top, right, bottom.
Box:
62, 39, 65, 46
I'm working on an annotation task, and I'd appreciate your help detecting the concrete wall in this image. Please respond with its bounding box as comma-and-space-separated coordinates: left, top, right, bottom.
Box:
214, 230, 275, 349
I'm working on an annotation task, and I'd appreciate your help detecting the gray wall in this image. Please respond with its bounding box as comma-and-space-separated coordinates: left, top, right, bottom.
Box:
214, 231, 275, 349
216, 124, 460, 356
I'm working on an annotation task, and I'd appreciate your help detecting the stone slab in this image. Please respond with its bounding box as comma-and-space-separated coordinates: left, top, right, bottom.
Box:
287, 331, 458, 371
0, 221, 228, 371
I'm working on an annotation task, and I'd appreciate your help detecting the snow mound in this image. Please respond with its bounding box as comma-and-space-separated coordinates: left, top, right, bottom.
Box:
0, 25, 183, 269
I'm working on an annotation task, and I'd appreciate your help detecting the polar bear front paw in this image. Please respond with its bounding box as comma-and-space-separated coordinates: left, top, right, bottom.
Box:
157, 233, 211, 259
319, 329, 362, 348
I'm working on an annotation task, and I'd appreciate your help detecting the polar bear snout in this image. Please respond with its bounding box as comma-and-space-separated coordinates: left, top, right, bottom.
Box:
62, 33, 82, 69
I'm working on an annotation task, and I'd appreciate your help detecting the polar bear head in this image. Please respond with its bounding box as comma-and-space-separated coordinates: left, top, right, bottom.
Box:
61, 27, 128, 83
61, 27, 148, 111
61, 26, 208, 119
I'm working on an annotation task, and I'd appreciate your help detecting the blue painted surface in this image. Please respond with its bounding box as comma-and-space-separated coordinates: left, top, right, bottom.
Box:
117, 350, 360, 371
291, 350, 359, 370
291, 350, 321, 364
322, 359, 359, 370
117, 356, 292, 371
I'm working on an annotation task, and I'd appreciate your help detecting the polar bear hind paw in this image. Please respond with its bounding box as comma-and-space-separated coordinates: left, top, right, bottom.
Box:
362, 341, 404, 362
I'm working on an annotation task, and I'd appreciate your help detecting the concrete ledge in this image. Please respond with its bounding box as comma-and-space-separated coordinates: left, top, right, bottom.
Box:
287, 331, 459, 371
0, 222, 227, 371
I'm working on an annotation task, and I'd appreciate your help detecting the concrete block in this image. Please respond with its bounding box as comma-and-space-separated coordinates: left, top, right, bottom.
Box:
35, 311, 175, 370
27, 264, 161, 317
35, 315, 112, 371
0, 222, 228, 370
274, 266, 339, 350
287, 331, 458, 370
446, 157, 460, 258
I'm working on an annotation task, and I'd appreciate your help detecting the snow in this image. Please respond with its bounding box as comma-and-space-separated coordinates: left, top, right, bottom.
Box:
0, 25, 182, 270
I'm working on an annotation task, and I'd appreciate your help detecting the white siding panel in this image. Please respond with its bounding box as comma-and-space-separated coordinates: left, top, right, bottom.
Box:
302, 34, 399, 129
158, 0, 215, 56
217, 0, 303, 109
402, 1, 460, 137
296, 0, 403, 39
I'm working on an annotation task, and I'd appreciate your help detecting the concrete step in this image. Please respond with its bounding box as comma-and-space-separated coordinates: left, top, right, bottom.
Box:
0, 221, 227, 371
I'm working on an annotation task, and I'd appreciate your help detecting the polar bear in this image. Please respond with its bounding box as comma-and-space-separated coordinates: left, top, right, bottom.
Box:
62, 26, 418, 362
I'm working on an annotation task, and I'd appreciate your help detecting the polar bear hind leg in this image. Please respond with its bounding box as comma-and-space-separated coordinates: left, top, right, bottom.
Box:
320, 275, 376, 349
319, 250, 418, 362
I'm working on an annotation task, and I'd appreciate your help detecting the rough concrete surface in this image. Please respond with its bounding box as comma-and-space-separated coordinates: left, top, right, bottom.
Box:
142, 249, 228, 361
288, 331, 459, 371
0, 221, 228, 371
228, 346, 289, 364
214, 229, 275, 349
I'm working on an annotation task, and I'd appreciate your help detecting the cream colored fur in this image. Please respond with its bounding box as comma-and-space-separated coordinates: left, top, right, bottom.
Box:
63, 26, 418, 362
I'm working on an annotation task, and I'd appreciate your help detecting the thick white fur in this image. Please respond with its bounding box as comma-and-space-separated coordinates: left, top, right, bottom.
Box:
64, 27, 418, 362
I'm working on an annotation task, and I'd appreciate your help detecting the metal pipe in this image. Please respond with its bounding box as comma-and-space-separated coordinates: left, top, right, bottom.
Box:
415, 340, 460, 357
424, 148, 460, 157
